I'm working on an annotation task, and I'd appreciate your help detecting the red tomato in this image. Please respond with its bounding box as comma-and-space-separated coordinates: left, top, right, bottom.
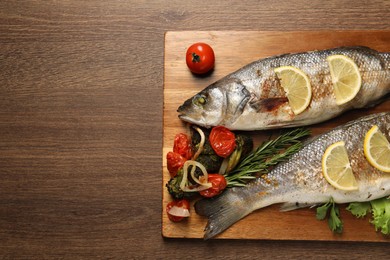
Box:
199, 174, 227, 198
186, 42, 215, 74
173, 133, 192, 160
166, 199, 190, 222
166, 152, 186, 177
209, 126, 236, 158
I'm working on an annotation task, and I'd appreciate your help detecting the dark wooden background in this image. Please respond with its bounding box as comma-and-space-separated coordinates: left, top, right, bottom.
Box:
0, 1, 389, 258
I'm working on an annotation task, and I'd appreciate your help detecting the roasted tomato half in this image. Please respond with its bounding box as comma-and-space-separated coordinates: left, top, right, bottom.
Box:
199, 174, 227, 198
209, 126, 236, 158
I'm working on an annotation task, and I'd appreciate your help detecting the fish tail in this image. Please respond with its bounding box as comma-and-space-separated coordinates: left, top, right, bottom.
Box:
194, 189, 253, 240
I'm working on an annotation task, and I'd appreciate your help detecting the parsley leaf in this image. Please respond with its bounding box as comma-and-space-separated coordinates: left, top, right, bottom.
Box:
316, 198, 343, 233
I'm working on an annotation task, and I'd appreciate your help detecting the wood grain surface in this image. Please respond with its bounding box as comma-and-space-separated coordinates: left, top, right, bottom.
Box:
0, 0, 389, 259
162, 31, 390, 241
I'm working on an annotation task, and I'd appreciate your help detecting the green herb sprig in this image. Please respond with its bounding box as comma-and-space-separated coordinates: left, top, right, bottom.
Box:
225, 128, 311, 187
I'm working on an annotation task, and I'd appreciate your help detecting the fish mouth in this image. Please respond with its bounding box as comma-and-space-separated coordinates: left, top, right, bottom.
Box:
178, 114, 198, 124
178, 112, 208, 127
177, 104, 186, 114
177, 104, 190, 120
178, 105, 214, 127
177, 97, 206, 126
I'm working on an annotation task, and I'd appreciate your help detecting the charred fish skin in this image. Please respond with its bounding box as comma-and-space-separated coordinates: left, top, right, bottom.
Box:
195, 112, 390, 240
178, 47, 390, 130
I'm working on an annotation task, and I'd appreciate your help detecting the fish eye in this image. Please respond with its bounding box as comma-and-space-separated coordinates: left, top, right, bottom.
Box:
193, 94, 207, 107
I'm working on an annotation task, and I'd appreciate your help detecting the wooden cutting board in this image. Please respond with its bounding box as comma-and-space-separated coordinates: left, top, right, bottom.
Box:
162, 31, 390, 241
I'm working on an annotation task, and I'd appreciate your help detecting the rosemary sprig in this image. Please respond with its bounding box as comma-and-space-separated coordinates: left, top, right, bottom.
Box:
225, 128, 311, 187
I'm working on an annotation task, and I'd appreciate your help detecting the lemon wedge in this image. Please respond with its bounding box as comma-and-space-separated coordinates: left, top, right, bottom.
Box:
274, 66, 312, 115
322, 141, 358, 191
327, 55, 361, 105
364, 125, 390, 172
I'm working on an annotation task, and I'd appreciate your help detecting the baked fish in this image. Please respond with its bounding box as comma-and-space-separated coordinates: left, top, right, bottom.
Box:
195, 112, 390, 239
178, 47, 390, 130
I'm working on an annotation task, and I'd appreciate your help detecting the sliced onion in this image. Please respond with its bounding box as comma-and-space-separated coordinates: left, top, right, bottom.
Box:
180, 160, 212, 192
182, 183, 212, 192
192, 126, 205, 160
168, 206, 190, 217
183, 185, 212, 192
190, 161, 208, 185
180, 160, 191, 191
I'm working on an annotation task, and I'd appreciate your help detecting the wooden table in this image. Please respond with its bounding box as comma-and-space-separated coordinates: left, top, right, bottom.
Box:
0, 1, 389, 258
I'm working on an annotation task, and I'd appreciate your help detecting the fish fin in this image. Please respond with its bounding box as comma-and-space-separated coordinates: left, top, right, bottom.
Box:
194, 190, 252, 240
249, 97, 288, 112
280, 202, 314, 212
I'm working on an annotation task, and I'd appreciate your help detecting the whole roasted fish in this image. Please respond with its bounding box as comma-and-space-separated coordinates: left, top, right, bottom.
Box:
178, 47, 390, 130
195, 112, 390, 239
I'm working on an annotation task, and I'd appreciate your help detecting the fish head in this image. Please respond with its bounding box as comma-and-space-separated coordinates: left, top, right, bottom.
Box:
177, 84, 225, 127
177, 79, 251, 128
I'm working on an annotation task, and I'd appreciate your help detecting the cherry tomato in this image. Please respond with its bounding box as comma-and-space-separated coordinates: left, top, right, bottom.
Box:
166, 152, 186, 177
166, 199, 190, 222
209, 126, 236, 158
199, 174, 227, 198
173, 133, 192, 160
186, 42, 215, 74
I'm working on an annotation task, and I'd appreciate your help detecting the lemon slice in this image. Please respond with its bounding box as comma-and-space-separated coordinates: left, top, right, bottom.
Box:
274, 66, 312, 115
322, 141, 358, 191
364, 125, 390, 172
327, 55, 361, 105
